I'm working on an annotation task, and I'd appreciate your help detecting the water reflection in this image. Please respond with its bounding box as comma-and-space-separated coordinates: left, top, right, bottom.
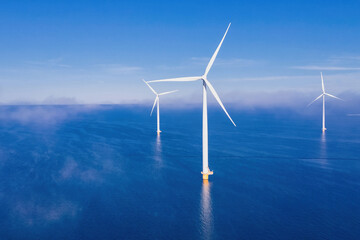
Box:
200, 180, 213, 240
318, 132, 328, 167
154, 135, 162, 165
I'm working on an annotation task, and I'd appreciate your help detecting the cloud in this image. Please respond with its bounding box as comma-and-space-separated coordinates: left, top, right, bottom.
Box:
328, 56, 360, 61
58, 154, 119, 184
60, 158, 78, 179
26, 57, 71, 68
227, 75, 316, 81
41, 96, 80, 105
191, 57, 257, 67
97, 64, 143, 74
291, 65, 360, 71
142, 89, 360, 113
14, 199, 79, 225
154, 57, 259, 73
0, 105, 106, 125
225, 90, 360, 113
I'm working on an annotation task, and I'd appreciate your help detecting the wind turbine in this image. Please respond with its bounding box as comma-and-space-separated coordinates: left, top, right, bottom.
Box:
143, 80, 178, 135
308, 72, 342, 132
145, 23, 236, 180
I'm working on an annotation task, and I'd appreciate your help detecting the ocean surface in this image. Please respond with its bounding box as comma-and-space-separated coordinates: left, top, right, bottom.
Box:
0, 105, 359, 240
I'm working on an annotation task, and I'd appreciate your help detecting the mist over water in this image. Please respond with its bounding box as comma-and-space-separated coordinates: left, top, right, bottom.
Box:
0, 105, 359, 239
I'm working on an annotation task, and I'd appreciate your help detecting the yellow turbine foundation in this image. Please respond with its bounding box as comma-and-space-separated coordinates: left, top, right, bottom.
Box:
201, 171, 213, 180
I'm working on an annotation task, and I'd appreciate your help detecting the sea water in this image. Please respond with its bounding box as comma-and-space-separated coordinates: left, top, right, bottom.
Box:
0, 105, 359, 239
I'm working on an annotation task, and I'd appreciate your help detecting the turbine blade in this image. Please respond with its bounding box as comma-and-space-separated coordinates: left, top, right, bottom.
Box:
321, 72, 325, 93
325, 93, 343, 101
143, 79, 157, 95
203, 78, 236, 126
307, 94, 323, 107
150, 97, 158, 116
158, 90, 178, 96
204, 23, 231, 77
147, 76, 202, 83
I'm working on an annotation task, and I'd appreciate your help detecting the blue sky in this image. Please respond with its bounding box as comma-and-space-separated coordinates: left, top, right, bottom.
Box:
0, 0, 360, 107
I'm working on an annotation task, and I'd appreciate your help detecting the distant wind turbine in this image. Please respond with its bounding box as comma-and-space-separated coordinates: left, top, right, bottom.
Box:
146, 23, 236, 180
308, 72, 343, 132
143, 80, 178, 135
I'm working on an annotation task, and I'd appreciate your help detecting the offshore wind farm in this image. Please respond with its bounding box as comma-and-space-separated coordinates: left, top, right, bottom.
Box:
0, 1, 360, 240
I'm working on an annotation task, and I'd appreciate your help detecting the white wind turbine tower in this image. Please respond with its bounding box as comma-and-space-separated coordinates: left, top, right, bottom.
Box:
143, 80, 178, 135
308, 72, 342, 132
145, 23, 236, 180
